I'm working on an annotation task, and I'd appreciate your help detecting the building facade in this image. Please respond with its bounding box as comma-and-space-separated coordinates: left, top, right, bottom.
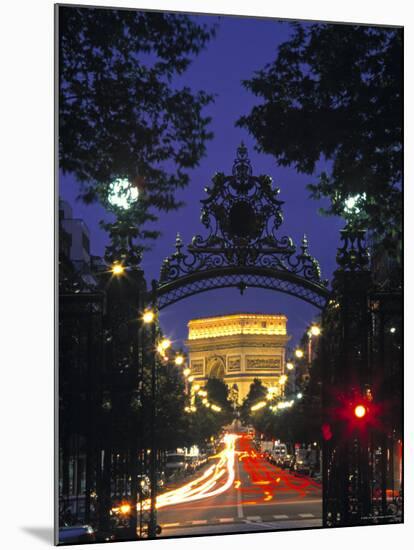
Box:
185, 313, 290, 403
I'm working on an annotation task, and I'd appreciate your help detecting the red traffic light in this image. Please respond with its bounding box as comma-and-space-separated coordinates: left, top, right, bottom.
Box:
354, 404, 367, 419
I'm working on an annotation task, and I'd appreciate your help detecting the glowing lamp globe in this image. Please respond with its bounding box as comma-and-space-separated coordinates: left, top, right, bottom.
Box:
354, 404, 367, 419
112, 263, 125, 276
343, 193, 366, 216
108, 178, 139, 210
310, 325, 321, 336
279, 375, 288, 385
119, 503, 131, 515
142, 310, 155, 324
160, 338, 171, 350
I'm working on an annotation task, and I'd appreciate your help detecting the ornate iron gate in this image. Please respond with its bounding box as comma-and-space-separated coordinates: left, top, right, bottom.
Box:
152, 144, 330, 309
92, 144, 400, 537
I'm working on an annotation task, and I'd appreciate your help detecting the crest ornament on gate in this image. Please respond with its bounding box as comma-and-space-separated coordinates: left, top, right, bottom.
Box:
157, 144, 329, 309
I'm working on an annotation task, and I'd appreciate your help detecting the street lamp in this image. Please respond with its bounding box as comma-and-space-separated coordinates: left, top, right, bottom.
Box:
343, 193, 366, 216
111, 262, 125, 276
108, 177, 139, 211
279, 374, 288, 385
266, 387, 277, 400
159, 338, 171, 351
174, 354, 185, 366
286, 361, 294, 370
251, 401, 266, 412
308, 324, 321, 364
295, 349, 304, 359
142, 310, 155, 324
119, 503, 132, 515
309, 325, 321, 336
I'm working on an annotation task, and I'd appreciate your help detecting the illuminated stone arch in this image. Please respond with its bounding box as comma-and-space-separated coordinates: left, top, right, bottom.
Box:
206, 356, 226, 380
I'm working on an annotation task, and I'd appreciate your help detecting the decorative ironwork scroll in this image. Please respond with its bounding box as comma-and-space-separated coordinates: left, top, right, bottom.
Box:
156, 144, 330, 309
336, 227, 370, 272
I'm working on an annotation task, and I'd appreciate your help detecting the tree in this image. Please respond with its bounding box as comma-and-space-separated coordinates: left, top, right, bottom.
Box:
205, 378, 233, 415
155, 364, 190, 450
238, 23, 402, 257
59, 6, 216, 243
240, 378, 267, 425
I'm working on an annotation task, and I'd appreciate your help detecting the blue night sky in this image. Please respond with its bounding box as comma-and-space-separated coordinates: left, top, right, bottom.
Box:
60, 12, 344, 352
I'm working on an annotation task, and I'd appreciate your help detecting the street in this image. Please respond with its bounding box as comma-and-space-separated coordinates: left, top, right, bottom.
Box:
157, 433, 322, 537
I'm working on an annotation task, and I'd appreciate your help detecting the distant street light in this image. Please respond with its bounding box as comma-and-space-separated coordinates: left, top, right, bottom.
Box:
286, 362, 294, 370
310, 325, 321, 336
308, 324, 321, 364
297, 393, 303, 399
295, 349, 304, 359
251, 401, 266, 412
159, 338, 171, 351
119, 503, 131, 515
174, 354, 185, 366
279, 374, 288, 385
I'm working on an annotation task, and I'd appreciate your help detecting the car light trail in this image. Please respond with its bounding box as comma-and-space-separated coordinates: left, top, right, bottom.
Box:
133, 433, 239, 512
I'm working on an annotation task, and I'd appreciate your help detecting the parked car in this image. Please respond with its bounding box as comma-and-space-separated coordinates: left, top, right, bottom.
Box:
197, 453, 208, 468
165, 453, 187, 477
294, 449, 311, 475
281, 453, 295, 470
270, 443, 287, 466
59, 525, 96, 544
260, 440, 274, 453
185, 456, 200, 474
137, 474, 150, 495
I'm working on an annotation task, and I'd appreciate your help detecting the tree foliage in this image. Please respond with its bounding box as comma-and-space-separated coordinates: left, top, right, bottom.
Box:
240, 378, 267, 425
183, 378, 233, 447
238, 23, 402, 256
59, 6, 216, 241
205, 378, 233, 415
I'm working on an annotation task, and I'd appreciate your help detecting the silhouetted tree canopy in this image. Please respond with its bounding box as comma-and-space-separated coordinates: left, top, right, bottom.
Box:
205, 378, 232, 413
240, 378, 267, 424
238, 23, 402, 256
59, 6, 216, 241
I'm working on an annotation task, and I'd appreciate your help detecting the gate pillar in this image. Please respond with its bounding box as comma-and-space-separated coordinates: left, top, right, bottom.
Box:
98, 265, 147, 539
322, 227, 372, 526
